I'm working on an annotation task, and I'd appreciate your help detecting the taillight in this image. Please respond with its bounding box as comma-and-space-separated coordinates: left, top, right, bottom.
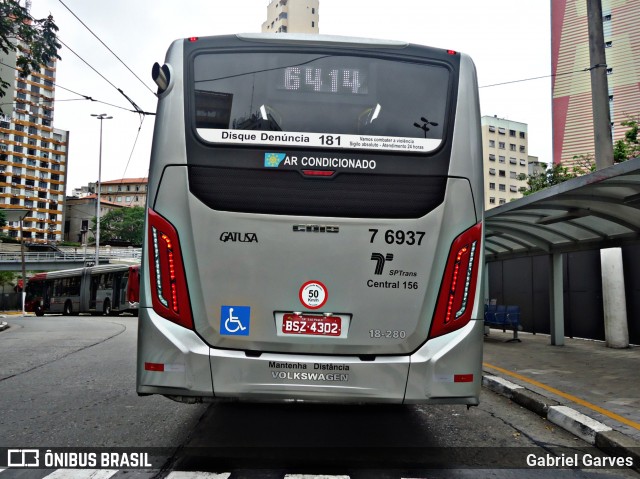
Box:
429, 222, 482, 339
147, 208, 193, 329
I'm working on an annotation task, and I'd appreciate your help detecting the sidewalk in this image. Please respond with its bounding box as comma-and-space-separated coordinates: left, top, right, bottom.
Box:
483, 329, 640, 461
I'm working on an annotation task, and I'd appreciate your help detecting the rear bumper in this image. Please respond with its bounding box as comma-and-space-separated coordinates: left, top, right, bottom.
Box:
137, 308, 482, 404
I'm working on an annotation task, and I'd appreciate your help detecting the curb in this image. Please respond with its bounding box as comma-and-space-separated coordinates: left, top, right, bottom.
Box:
482, 373, 640, 470
0, 321, 8, 332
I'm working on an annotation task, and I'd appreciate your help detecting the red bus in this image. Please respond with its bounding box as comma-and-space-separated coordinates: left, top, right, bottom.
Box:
25, 264, 140, 316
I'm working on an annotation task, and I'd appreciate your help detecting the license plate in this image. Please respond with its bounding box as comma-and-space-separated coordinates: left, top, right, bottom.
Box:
282, 313, 342, 336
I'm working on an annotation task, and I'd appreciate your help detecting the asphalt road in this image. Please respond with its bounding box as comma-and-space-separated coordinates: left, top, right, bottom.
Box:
0, 315, 638, 478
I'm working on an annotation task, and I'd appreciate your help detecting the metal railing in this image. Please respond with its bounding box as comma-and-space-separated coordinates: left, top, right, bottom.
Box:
0, 248, 141, 263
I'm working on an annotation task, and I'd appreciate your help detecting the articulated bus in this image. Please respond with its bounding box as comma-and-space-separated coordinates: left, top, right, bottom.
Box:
138, 34, 484, 404
26, 263, 140, 316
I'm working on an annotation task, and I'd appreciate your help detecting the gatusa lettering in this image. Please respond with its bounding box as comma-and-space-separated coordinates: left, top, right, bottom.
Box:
219, 232, 258, 243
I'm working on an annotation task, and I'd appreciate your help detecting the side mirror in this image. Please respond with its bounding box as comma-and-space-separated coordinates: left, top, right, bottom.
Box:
151, 62, 172, 94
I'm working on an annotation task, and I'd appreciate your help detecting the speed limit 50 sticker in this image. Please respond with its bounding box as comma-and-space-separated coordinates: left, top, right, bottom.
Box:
299, 280, 328, 310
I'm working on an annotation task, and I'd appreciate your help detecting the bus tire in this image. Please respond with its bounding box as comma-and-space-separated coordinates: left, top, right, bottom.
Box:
63, 301, 73, 316
103, 299, 111, 316
35, 305, 44, 317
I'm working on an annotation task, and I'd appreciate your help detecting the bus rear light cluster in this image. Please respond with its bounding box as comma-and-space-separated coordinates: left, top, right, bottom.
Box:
429, 222, 482, 339
148, 208, 193, 330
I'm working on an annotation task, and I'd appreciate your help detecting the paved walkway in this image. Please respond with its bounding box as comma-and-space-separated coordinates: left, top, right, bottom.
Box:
483, 329, 640, 445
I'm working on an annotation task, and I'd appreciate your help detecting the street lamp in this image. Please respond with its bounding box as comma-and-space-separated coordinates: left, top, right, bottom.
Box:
91, 113, 113, 264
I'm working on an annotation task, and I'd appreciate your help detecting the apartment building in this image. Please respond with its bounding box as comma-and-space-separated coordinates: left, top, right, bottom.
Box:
0, 45, 68, 243
552, 0, 640, 167
98, 177, 148, 207
262, 0, 319, 34
481, 116, 529, 209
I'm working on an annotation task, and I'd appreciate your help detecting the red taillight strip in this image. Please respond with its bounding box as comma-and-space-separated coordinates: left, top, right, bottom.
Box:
147, 208, 194, 330
429, 222, 482, 340
151, 227, 168, 308
161, 232, 180, 314
455, 241, 477, 320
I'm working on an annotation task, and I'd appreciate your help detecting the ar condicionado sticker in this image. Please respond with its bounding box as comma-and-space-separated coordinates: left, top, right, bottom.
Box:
299, 280, 327, 310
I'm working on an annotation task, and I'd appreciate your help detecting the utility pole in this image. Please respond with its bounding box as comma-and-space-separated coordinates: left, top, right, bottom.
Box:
586, 0, 614, 170
587, 0, 628, 348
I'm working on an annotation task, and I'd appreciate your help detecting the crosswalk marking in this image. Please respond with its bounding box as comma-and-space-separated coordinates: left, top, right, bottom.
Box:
165, 472, 231, 479
43, 470, 119, 479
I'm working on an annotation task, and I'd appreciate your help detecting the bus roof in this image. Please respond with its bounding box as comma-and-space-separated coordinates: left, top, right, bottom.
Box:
235, 33, 408, 49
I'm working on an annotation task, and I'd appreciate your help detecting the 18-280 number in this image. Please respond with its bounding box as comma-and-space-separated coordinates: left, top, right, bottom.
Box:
369, 229, 425, 246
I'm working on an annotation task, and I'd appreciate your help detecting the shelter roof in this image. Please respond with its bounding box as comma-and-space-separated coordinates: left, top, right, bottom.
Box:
485, 157, 640, 261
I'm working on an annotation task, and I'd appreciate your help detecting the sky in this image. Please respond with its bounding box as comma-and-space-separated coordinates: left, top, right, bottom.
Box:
26, 0, 553, 194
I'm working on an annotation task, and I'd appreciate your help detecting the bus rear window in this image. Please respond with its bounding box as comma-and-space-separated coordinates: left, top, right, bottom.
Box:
192, 52, 451, 154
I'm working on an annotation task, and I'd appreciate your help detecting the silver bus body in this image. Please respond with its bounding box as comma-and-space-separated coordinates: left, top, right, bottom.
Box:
137, 34, 484, 404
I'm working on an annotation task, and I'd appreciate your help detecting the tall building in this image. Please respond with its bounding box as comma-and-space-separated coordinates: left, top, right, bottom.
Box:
481, 116, 529, 209
552, 0, 640, 167
0, 10, 69, 244
262, 0, 319, 34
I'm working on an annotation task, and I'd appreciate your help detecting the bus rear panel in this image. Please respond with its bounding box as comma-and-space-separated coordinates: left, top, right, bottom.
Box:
137, 34, 484, 404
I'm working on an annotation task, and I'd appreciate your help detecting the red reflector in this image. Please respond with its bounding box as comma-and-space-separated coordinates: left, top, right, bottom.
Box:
454, 374, 474, 383
447, 49, 457, 55
302, 169, 335, 177
188, 37, 199, 42
145, 362, 164, 372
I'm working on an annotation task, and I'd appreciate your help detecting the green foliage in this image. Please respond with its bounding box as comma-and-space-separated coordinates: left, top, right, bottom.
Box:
59, 241, 82, 247
518, 118, 640, 196
517, 161, 594, 197
92, 207, 145, 245
0, 233, 19, 243
0, 0, 61, 105
0, 209, 6, 228
613, 117, 639, 162
0, 271, 15, 290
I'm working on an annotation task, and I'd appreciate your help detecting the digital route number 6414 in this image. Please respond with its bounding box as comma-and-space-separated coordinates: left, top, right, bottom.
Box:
369, 229, 426, 246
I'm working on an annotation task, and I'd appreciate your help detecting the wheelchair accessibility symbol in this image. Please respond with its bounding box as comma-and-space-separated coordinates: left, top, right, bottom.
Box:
220, 306, 250, 336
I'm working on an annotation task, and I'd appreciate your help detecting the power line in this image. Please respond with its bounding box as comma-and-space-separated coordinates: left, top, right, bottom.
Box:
0, 60, 154, 115
57, 38, 153, 115
55, 0, 156, 97
15, 7, 153, 115
479, 65, 600, 89
57, 38, 120, 93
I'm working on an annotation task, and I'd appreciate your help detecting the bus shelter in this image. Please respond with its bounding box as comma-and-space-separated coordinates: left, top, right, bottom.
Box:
484, 157, 640, 346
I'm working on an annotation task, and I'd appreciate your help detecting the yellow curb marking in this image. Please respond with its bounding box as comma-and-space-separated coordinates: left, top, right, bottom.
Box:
483, 361, 640, 431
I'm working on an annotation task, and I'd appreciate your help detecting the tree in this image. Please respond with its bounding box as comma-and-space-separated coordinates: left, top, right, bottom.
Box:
0, 270, 15, 293
92, 207, 145, 245
517, 117, 640, 197
517, 161, 593, 197
0, 0, 61, 105
613, 117, 640, 162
